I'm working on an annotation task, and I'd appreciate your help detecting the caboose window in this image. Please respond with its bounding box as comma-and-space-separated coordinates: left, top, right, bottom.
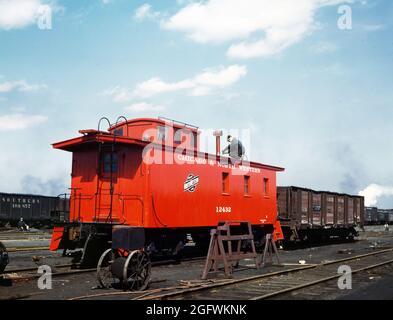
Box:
114, 128, 123, 136
244, 176, 250, 195
222, 172, 229, 194
103, 153, 118, 173
263, 178, 269, 196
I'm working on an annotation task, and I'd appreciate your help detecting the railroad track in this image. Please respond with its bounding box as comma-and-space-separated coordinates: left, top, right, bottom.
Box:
0, 235, 51, 240
1, 256, 206, 285
4, 250, 392, 300
6, 246, 49, 253
135, 248, 393, 300
0, 231, 50, 235
0, 232, 51, 240
3, 263, 81, 275
1, 263, 96, 284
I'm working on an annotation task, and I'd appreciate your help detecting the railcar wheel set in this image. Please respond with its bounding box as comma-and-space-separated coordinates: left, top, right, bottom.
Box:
97, 248, 151, 290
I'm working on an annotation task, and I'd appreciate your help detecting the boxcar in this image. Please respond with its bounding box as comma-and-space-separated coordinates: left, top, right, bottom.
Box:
0, 192, 69, 227
277, 186, 364, 241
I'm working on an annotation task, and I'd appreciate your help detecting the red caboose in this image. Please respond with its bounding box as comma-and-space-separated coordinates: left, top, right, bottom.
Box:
50, 117, 284, 273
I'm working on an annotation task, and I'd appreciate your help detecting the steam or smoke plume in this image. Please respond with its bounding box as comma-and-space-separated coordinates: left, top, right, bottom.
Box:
359, 184, 393, 207
334, 143, 363, 194
20, 175, 67, 196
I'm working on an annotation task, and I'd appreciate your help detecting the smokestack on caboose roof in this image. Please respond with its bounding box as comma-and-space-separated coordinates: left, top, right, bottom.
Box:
213, 130, 223, 156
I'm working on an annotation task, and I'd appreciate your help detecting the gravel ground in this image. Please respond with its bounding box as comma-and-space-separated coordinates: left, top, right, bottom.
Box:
0, 226, 392, 300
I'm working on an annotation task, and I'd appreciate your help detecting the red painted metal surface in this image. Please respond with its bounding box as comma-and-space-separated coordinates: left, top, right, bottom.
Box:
50, 226, 65, 251
51, 118, 284, 232
273, 220, 284, 241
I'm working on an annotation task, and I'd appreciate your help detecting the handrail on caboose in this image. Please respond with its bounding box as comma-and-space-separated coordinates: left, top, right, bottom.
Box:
97, 117, 111, 132
158, 116, 199, 130
114, 116, 129, 137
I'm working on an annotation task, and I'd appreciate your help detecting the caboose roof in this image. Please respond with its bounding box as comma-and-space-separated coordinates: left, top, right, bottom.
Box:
53, 132, 284, 172
109, 117, 200, 133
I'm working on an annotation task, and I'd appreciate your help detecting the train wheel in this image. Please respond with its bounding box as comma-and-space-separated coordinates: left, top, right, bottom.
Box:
122, 250, 151, 291
97, 248, 116, 289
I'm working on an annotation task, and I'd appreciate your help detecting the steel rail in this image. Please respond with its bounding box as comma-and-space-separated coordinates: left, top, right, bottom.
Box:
137, 248, 393, 300
18, 268, 97, 282
0, 232, 50, 237
3, 263, 81, 274
1, 256, 206, 280
2, 267, 96, 283
251, 258, 393, 300
6, 246, 49, 253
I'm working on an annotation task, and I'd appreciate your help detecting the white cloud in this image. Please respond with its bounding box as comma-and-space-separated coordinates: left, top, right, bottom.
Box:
0, 80, 47, 93
363, 24, 384, 32
161, 0, 352, 59
105, 64, 247, 102
194, 65, 247, 87
359, 184, 393, 207
0, 0, 53, 30
0, 113, 48, 131
310, 41, 338, 54
133, 78, 194, 98
103, 86, 134, 103
134, 3, 160, 21
125, 102, 165, 112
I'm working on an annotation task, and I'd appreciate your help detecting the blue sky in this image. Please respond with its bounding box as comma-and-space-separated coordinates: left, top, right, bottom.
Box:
0, 0, 392, 207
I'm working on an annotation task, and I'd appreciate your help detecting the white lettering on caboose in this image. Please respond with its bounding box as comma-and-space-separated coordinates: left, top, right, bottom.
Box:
175, 154, 260, 173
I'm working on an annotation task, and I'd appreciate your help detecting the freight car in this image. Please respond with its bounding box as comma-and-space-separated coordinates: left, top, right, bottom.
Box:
377, 209, 393, 225
364, 207, 393, 225
387, 209, 393, 224
364, 207, 379, 225
378, 209, 389, 225
50, 117, 285, 288
0, 193, 69, 227
277, 186, 364, 242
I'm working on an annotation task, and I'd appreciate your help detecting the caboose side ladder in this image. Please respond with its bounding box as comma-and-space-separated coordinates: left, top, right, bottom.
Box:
94, 116, 128, 224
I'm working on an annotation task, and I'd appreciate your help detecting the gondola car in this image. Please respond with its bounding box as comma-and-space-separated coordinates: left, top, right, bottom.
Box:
49, 117, 285, 289
0, 192, 69, 227
364, 207, 379, 225
277, 186, 364, 242
364, 207, 393, 225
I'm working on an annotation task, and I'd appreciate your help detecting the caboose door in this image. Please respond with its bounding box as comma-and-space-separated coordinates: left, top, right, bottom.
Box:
94, 147, 122, 223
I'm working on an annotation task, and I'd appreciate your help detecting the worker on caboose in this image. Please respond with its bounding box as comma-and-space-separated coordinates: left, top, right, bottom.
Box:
222, 135, 245, 162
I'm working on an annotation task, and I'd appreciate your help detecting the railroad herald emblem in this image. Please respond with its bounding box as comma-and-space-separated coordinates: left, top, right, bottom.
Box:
184, 174, 199, 192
